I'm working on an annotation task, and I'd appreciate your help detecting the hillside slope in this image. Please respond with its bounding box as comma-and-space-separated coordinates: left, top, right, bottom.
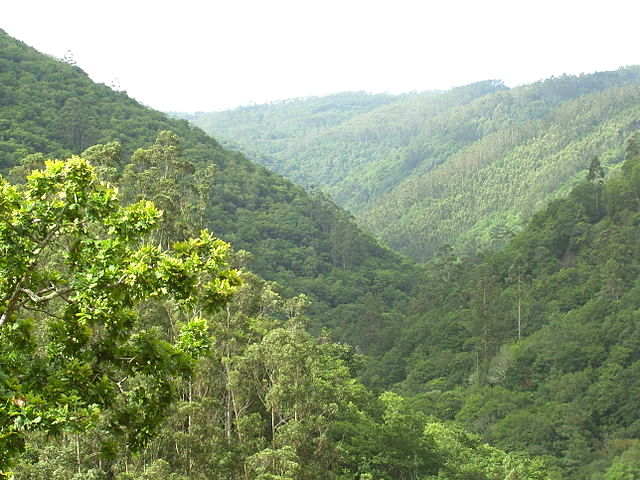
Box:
4, 28, 640, 480
367, 135, 640, 479
187, 68, 640, 261
363, 81, 640, 260
178, 90, 399, 156
0, 29, 419, 349
186, 81, 506, 212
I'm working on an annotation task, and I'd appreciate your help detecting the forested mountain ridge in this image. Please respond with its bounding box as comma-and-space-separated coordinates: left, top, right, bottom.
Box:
368, 135, 640, 479
177, 90, 400, 154
0, 29, 419, 350
184, 80, 507, 212
187, 67, 640, 261
184, 63, 640, 478
0, 30, 551, 479
3, 26, 640, 480
1, 152, 549, 480
362, 81, 640, 260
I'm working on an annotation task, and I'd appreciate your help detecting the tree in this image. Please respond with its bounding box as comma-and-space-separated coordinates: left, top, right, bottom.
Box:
119, 131, 215, 249
424, 422, 548, 480
56, 97, 94, 151
329, 212, 358, 269
505, 253, 531, 340
624, 132, 640, 162
0, 156, 240, 475
468, 263, 507, 383
433, 244, 461, 283
587, 155, 605, 219
586, 155, 604, 184
603, 442, 640, 480
240, 318, 358, 479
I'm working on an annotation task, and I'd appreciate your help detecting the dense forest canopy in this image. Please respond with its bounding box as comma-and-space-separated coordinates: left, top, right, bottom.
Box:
0, 28, 420, 352
2, 27, 640, 480
186, 67, 640, 261
365, 134, 640, 479
0, 155, 240, 469
0, 30, 551, 480
1, 148, 548, 480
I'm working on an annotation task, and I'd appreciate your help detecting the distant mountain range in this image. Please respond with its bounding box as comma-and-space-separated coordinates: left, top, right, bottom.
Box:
184, 68, 640, 261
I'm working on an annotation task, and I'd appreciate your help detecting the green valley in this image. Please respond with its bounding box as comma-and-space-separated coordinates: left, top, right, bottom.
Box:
0, 29, 543, 480
0, 29, 419, 351
374, 134, 640, 479
187, 68, 640, 261
3, 26, 640, 480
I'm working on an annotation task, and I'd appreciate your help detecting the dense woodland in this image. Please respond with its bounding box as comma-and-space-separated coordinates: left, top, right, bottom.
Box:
0, 29, 421, 352
187, 69, 640, 261
2, 29, 640, 480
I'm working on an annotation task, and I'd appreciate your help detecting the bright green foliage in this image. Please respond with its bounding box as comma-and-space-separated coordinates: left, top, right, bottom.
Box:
0, 28, 612, 479
12, 270, 544, 480
425, 422, 548, 480
0, 157, 239, 474
603, 442, 640, 480
348, 391, 442, 479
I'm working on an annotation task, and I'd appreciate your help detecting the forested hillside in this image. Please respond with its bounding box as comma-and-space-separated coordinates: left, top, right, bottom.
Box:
367, 136, 640, 479
177, 91, 399, 156
4, 27, 640, 480
185, 66, 640, 479
188, 68, 640, 261
184, 81, 506, 213
0, 29, 419, 351
1, 149, 547, 480
0, 30, 549, 479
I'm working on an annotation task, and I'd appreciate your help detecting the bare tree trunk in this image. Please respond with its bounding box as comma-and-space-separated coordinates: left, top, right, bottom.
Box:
517, 298, 522, 340
76, 434, 81, 474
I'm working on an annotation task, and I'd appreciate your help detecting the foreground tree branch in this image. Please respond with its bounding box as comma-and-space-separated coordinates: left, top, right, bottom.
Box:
0, 155, 241, 474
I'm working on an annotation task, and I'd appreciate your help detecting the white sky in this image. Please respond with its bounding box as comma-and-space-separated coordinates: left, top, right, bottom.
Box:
3, 0, 639, 112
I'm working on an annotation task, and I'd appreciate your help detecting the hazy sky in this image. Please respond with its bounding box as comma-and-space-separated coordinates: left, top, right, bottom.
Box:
3, 0, 639, 112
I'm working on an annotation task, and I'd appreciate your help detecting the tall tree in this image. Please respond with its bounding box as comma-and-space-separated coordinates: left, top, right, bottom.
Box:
0, 156, 239, 475
119, 131, 215, 248
505, 253, 531, 340
587, 155, 605, 219
56, 97, 93, 151
468, 263, 506, 384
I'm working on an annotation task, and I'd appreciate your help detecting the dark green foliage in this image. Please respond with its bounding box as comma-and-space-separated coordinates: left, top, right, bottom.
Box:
10, 273, 547, 480
6, 26, 640, 480
377, 136, 640, 479
0, 29, 420, 352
